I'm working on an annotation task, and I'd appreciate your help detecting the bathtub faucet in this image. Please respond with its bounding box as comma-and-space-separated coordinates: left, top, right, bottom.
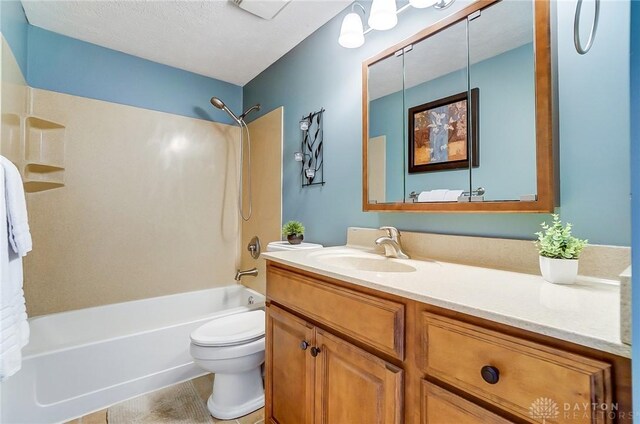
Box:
235, 268, 258, 281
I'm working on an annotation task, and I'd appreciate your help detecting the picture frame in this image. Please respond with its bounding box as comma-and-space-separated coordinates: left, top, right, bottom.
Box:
408, 88, 479, 173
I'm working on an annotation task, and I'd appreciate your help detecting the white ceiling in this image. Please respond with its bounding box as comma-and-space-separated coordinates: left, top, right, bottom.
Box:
369, 0, 534, 100
21, 0, 352, 86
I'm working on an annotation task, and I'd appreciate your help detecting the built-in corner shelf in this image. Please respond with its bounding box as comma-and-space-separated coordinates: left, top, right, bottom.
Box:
22, 116, 66, 193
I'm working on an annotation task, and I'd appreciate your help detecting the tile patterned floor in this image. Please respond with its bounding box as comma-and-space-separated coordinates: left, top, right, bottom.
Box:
66, 375, 265, 424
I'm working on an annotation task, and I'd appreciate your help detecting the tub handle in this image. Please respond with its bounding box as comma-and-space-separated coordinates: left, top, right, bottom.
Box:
300, 340, 310, 350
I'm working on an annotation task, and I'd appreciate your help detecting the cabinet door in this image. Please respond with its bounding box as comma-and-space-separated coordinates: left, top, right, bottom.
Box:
266, 305, 315, 424
314, 329, 403, 424
422, 381, 514, 424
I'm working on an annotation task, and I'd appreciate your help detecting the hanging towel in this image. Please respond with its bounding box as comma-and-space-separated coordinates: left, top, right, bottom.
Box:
0, 156, 32, 257
0, 155, 31, 382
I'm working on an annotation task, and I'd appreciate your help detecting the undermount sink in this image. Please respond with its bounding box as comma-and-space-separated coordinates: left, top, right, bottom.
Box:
313, 252, 417, 273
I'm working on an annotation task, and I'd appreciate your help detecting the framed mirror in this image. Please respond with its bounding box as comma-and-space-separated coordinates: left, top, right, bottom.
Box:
362, 0, 554, 213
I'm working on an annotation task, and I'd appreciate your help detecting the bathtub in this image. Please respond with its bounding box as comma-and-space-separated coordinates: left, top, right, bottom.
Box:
0, 285, 265, 424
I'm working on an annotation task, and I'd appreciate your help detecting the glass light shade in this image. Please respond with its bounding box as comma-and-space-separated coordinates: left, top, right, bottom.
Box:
338, 12, 365, 48
305, 168, 316, 179
368, 0, 397, 31
409, 0, 438, 8
294, 152, 304, 162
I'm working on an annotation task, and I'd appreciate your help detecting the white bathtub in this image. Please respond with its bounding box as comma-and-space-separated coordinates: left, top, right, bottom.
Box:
0, 285, 265, 424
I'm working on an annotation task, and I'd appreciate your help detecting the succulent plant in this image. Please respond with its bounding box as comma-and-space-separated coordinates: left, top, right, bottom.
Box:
535, 214, 587, 260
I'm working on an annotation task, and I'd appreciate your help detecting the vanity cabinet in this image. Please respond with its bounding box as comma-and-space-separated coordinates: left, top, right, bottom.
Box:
266, 304, 403, 424
265, 262, 631, 424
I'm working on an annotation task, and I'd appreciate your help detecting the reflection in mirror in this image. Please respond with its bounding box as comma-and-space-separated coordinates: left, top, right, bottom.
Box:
402, 19, 471, 203
368, 53, 404, 203
469, 0, 536, 201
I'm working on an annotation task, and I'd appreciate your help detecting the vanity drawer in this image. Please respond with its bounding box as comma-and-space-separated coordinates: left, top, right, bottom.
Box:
421, 381, 514, 424
267, 264, 404, 359
421, 313, 612, 424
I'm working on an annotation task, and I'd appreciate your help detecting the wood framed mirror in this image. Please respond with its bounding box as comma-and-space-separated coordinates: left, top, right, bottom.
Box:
362, 0, 554, 213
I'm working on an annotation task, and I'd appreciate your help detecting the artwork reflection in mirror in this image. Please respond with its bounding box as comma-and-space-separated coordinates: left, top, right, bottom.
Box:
408, 88, 479, 173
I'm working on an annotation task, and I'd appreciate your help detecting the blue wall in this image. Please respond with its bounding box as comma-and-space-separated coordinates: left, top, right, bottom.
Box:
0, 0, 28, 76
27, 27, 242, 125
243, 0, 631, 247
630, 0, 639, 413
370, 44, 536, 203
1, 4, 242, 126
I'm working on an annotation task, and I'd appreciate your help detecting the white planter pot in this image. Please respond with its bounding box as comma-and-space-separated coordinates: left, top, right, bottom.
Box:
539, 256, 579, 285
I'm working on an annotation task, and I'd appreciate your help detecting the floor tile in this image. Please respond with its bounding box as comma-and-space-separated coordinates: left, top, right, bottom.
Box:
236, 408, 264, 424
80, 409, 107, 424
192, 373, 214, 403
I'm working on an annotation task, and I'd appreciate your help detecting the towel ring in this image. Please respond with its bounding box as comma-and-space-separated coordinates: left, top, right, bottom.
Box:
574, 0, 600, 55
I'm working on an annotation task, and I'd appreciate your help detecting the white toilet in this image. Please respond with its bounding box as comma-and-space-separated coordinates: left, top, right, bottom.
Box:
190, 310, 266, 419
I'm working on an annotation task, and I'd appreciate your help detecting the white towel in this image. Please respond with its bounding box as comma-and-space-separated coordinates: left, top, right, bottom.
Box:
0, 156, 32, 257
417, 189, 455, 203
0, 155, 30, 382
444, 190, 464, 201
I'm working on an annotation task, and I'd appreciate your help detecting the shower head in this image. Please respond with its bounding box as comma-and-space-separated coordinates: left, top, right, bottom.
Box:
210, 96, 241, 124
240, 104, 261, 121
210, 97, 226, 110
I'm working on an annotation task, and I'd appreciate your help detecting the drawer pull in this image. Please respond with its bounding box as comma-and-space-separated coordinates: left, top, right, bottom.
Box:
311, 346, 321, 357
480, 365, 500, 384
300, 340, 310, 350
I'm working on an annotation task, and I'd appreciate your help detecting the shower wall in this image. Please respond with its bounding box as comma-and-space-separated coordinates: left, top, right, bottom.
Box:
23, 88, 241, 316
240, 107, 283, 294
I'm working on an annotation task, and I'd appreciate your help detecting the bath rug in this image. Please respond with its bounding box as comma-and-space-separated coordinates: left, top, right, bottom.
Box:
107, 380, 213, 423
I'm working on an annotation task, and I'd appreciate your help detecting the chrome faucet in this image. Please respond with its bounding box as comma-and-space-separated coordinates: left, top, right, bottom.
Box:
375, 227, 410, 259
235, 268, 258, 281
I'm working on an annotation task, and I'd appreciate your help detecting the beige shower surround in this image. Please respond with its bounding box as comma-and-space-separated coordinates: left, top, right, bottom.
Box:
23, 88, 242, 316
239, 107, 283, 295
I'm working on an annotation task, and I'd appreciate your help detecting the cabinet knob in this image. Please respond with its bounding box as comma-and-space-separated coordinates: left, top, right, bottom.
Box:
300, 340, 309, 350
310, 346, 321, 357
480, 365, 500, 384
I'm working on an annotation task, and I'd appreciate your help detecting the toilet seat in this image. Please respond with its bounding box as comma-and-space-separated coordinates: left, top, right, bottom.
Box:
190, 310, 265, 347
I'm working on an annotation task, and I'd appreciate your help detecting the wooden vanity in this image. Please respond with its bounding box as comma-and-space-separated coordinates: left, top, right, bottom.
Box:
264, 262, 631, 424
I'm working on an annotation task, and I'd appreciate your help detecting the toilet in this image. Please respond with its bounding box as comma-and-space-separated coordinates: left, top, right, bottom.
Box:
190, 310, 266, 419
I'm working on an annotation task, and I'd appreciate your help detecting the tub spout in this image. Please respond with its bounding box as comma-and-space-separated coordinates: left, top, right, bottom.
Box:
235, 268, 258, 281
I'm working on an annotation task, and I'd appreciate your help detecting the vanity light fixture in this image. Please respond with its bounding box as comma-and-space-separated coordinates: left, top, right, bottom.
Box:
338, 0, 455, 48
368, 0, 398, 31
338, 3, 366, 48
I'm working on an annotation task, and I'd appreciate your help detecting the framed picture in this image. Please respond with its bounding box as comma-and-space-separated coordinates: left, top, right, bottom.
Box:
408, 88, 479, 173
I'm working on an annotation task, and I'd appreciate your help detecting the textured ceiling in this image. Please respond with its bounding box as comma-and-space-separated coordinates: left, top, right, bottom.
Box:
22, 0, 351, 86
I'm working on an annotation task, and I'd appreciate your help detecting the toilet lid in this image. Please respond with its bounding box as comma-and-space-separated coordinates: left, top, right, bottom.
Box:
190, 310, 265, 347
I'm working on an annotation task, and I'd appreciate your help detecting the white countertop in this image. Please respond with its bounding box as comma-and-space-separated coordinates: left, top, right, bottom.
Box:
262, 246, 630, 358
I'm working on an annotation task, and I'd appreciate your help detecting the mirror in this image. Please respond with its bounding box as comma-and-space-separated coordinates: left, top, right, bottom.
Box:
363, 0, 554, 212
367, 52, 405, 203
468, 0, 537, 202
402, 18, 471, 203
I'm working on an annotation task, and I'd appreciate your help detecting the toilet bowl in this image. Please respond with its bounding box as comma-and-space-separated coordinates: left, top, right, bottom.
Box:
190, 310, 265, 419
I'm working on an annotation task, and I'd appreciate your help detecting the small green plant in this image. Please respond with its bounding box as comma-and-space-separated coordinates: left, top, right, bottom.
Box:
282, 220, 305, 237
535, 214, 587, 259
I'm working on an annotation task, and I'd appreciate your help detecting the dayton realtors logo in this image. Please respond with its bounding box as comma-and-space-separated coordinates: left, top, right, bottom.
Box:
529, 397, 630, 422
529, 397, 559, 423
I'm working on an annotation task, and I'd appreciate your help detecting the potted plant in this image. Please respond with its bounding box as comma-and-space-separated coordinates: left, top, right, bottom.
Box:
535, 214, 587, 284
282, 221, 305, 245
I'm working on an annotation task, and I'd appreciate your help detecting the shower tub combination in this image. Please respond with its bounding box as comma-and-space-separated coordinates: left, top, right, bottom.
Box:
1, 285, 264, 423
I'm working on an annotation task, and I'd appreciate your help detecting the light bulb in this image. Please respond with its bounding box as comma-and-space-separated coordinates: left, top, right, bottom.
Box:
299, 119, 310, 131
294, 152, 304, 162
338, 12, 365, 48
368, 0, 397, 31
409, 0, 438, 8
